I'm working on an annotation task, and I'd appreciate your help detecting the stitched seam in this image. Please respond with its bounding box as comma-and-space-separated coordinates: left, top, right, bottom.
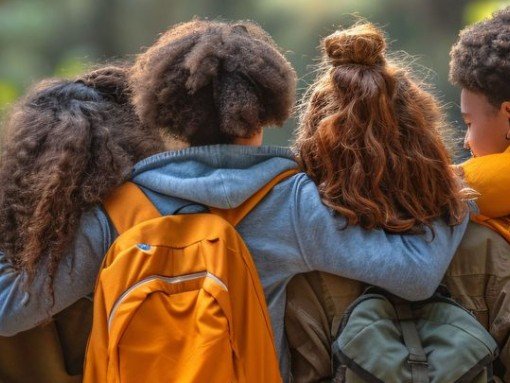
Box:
291, 173, 314, 271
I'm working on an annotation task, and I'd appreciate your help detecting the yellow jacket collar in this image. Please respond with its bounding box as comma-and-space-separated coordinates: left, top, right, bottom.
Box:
462, 146, 510, 218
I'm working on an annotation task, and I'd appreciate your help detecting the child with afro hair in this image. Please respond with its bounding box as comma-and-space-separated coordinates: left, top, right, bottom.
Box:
446, 7, 510, 380
450, 6, 510, 240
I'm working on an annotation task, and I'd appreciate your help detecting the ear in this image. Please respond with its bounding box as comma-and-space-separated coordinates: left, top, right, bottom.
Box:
504, 102, 510, 140
502, 101, 510, 118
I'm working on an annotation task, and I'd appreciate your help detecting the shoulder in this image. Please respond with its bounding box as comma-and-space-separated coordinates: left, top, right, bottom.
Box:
269, 172, 333, 221
448, 221, 510, 278
272, 172, 321, 202
77, 206, 117, 258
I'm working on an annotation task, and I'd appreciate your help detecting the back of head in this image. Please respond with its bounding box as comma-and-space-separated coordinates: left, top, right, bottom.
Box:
296, 22, 467, 233
130, 19, 297, 146
449, 6, 510, 107
80, 65, 135, 107
0, 66, 164, 288
80, 66, 165, 162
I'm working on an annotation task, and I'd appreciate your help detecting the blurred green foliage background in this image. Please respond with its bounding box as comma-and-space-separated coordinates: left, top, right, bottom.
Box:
1, 0, 509, 151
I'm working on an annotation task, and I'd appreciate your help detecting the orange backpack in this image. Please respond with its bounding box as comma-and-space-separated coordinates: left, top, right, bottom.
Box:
83, 170, 297, 383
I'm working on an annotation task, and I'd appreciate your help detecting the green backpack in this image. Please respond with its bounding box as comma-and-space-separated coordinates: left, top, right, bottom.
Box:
332, 287, 498, 383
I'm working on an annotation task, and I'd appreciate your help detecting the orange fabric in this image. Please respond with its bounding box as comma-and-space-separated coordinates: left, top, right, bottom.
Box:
461, 147, 510, 242
470, 213, 510, 243
461, 146, 510, 218
103, 182, 161, 234
84, 171, 298, 383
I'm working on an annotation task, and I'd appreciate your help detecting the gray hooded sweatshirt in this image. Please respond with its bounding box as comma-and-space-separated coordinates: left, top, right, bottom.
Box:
0, 145, 469, 381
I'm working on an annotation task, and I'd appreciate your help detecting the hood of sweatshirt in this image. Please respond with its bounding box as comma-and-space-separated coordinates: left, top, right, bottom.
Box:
131, 145, 298, 211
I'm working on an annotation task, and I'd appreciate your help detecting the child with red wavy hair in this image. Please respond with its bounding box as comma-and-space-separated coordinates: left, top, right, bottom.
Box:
286, 22, 472, 382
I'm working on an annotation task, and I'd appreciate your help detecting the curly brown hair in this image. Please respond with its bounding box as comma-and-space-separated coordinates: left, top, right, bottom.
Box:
449, 7, 510, 107
296, 23, 467, 233
130, 19, 297, 145
0, 66, 165, 287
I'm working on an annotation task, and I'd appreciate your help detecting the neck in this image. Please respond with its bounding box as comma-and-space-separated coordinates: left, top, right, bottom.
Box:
160, 130, 189, 151
233, 131, 264, 146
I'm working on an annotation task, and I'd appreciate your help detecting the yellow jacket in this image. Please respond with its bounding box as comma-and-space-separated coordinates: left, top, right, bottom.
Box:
462, 147, 510, 242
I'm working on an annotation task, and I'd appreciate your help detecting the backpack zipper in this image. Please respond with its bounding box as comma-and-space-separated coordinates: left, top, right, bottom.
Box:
107, 271, 228, 331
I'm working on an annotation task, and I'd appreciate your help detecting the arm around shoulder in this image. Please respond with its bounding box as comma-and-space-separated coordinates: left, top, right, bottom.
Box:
291, 174, 470, 301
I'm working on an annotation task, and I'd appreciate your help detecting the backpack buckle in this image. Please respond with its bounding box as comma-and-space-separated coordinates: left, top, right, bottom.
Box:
408, 359, 428, 366
407, 350, 428, 366
407, 357, 430, 383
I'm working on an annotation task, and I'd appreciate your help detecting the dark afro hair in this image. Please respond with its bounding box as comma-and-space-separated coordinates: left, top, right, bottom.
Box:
449, 6, 510, 107
129, 19, 297, 146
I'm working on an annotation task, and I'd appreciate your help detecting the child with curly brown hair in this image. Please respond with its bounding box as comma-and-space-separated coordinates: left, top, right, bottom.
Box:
0, 66, 167, 382
0, 67, 165, 286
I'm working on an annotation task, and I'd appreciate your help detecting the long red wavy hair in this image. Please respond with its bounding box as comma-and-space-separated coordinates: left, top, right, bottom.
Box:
296, 23, 467, 233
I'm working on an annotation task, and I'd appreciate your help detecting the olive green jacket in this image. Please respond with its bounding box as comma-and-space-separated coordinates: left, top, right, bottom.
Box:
285, 221, 510, 382
0, 298, 91, 383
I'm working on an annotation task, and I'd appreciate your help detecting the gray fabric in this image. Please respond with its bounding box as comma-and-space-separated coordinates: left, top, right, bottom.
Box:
335, 294, 498, 382
395, 304, 429, 383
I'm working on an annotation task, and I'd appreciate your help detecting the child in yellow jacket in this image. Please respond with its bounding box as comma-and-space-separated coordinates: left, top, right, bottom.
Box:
450, 7, 510, 240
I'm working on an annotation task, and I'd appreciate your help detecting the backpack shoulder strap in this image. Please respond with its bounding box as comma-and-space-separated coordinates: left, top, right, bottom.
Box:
394, 303, 429, 383
104, 168, 299, 234
210, 168, 299, 226
103, 182, 161, 235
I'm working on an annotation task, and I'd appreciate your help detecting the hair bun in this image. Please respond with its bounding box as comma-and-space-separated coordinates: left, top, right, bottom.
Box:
324, 23, 386, 67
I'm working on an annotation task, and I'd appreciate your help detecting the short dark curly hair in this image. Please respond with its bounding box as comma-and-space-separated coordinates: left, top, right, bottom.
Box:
449, 7, 510, 107
130, 19, 297, 146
